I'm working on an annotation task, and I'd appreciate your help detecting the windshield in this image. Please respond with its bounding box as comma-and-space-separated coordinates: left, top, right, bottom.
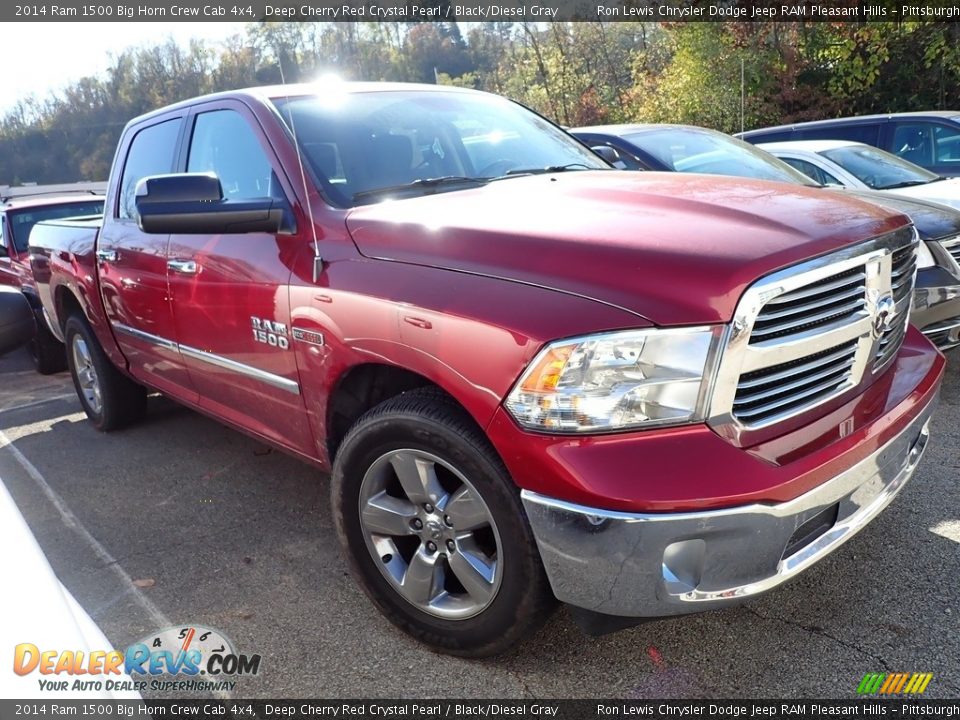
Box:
820, 145, 940, 190
272, 90, 607, 207
625, 128, 818, 186
8, 200, 104, 252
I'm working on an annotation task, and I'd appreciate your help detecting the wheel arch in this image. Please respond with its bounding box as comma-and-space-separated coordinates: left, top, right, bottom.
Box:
53, 282, 129, 371
325, 362, 493, 464
54, 285, 84, 331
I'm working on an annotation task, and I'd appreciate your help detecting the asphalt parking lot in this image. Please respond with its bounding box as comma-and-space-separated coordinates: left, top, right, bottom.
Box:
1, 347, 958, 700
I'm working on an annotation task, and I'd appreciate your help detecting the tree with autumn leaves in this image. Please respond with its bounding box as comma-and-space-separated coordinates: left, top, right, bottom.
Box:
3, 21, 960, 184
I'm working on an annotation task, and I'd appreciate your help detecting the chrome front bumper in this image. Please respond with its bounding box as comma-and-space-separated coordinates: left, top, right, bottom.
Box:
521, 394, 937, 617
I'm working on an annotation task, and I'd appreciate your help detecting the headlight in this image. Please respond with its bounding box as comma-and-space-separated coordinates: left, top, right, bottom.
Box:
504, 326, 724, 433
917, 240, 936, 269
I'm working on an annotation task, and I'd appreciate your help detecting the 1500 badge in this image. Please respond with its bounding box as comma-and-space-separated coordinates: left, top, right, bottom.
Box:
251, 316, 290, 349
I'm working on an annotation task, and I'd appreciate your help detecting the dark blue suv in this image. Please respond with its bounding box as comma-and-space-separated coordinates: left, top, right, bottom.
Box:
738, 112, 960, 178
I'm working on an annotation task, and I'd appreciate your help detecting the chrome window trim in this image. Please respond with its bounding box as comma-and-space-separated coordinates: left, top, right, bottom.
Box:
112, 322, 300, 396
708, 226, 917, 445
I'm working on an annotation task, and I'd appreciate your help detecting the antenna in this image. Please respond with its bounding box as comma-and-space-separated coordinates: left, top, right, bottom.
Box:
740, 57, 745, 136
277, 58, 324, 284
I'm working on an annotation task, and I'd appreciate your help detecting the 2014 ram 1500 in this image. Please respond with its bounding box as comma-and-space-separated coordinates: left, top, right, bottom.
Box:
28, 82, 944, 656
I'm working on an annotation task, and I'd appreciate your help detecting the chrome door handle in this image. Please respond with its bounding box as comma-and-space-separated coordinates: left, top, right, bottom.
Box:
167, 260, 199, 274
96, 249, 118, 263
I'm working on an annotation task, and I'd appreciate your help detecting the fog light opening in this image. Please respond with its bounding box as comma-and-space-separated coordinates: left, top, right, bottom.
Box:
782, 503, 840, 561
662, 539, 706, 595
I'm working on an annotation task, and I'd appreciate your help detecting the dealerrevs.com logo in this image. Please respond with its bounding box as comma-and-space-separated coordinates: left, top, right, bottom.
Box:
13, 625, 261, 693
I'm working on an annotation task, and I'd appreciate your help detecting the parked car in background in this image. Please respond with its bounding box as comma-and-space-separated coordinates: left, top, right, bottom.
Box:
0, 193, 104, 373
758, 140, 960, 211
0, 476, 141, 699
572, 124, 960, 350
0, 306, 138, 700
737, 111, 960, 177
0, 182, 107, 200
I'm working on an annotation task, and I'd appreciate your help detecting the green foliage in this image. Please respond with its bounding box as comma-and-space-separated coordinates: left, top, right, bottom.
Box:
3, 21, 960, 184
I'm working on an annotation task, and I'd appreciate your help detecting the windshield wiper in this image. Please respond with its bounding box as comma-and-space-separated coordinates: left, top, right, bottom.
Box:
502, 163, 598, 177
353, 176, 488, 202
878, 179, 931, 189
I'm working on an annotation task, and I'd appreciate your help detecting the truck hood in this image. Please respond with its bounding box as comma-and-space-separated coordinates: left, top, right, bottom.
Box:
345, 171, 908, 325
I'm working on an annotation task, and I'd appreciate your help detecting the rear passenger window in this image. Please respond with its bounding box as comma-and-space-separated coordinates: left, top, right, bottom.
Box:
800, 123, 880, 146
118, 119, 181, 220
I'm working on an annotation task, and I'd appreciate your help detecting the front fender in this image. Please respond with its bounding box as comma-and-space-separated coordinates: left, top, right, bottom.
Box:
290, 258, 647, 466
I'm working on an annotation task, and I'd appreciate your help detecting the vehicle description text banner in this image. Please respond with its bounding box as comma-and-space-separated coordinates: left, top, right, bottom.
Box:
9, 0, 960, 23
6, 700, 960, 718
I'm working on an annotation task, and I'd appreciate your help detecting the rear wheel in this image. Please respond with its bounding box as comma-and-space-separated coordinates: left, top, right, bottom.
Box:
64, 314, 146, 431
331, 388, 555, 657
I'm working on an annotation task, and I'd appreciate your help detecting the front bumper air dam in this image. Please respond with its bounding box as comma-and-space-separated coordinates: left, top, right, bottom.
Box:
521, 392, 938, 618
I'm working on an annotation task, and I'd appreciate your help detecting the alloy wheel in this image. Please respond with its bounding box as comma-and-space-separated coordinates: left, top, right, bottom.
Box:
358, 449, 503, 619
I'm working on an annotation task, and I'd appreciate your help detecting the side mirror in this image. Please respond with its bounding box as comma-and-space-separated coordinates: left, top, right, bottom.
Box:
135, 173, 286, 235
0, 288, 35, 356
591, 145, 621, 165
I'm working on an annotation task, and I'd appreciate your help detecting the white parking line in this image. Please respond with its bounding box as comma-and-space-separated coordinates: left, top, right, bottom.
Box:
0, 427, 172, 629
0, 426, 234, 699
0, 393, 78, 415
931, 520, 960, 544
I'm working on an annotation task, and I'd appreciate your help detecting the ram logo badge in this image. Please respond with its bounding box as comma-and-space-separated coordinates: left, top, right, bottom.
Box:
251, 317, 289, 349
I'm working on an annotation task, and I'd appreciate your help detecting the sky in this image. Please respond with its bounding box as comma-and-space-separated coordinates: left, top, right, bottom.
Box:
0, 23, 250, 114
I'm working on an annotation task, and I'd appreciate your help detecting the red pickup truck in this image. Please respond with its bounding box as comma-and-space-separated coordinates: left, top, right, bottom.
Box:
29, 83, 944, 656
0, 193, 104, 372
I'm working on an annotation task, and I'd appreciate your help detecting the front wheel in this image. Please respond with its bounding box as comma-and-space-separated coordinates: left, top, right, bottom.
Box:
331, 388, 555, 657
64, 314, 146, 431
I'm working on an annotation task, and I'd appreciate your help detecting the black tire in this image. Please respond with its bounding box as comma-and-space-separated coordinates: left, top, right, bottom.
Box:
28, 312, 67, 375
331, 387, 556, 657
64, 314, 146, 431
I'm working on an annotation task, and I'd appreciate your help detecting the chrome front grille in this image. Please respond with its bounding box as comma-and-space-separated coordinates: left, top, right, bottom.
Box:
749, 266, 866, 344
732, 340, 859, 424
710, 227, 918, 443
874, 246, 916, 369
891, 245, 917, 303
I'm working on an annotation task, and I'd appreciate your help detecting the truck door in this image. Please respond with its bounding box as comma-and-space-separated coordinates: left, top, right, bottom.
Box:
166, 103, 314, 456
97, 116, 198, 403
